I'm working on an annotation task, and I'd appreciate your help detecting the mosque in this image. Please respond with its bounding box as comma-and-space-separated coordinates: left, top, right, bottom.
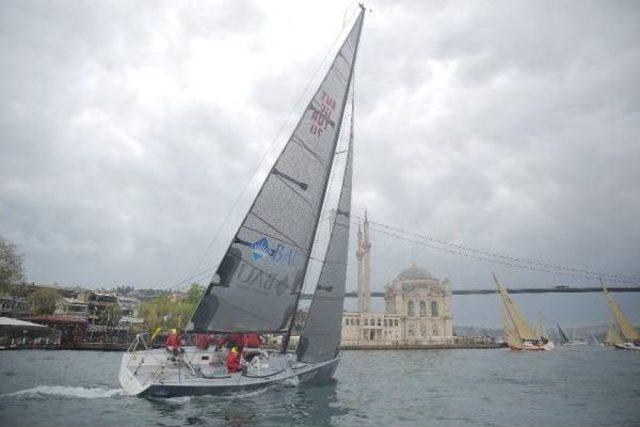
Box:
341, 213, 454, 346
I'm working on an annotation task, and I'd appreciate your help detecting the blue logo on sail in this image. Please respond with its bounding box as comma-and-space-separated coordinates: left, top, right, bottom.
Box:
251, 238, 271, 261
250, 237, 298, 265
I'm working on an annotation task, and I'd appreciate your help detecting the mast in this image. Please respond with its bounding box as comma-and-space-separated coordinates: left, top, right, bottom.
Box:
297, 83, 355, 362
188, 6, 366, 335
281, 5, 366, 352
535, 312, 547, 339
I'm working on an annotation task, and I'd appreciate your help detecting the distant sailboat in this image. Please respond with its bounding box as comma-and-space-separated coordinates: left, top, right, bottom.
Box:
118, 5, 367, 397
556, 324, 587, 346
535, 312, 548, 340
602, 284, 639, 351
493, 273, 554, 351
603, 322, 625, 347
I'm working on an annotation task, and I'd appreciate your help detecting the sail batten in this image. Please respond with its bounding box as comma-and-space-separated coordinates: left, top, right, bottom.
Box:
188, 8, 365, 334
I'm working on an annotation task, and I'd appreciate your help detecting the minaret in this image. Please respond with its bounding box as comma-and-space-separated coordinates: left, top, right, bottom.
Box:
356, 210, 372, 312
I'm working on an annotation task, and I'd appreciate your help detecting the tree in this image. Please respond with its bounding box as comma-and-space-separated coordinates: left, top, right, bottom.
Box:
185, 283, 205, 306
140, 284, 204, 331
96, 303, 123, 328
0, 236, 24, 293
28, 288, 61, 315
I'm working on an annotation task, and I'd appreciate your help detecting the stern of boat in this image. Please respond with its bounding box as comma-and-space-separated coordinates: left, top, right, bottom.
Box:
119, 349, 151, 396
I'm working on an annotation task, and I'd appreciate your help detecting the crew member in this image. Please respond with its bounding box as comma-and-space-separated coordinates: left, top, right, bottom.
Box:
165, 329, 183, 355
227, 346, 244, 373
196, 333, 214, 350
229, 333, 245, 349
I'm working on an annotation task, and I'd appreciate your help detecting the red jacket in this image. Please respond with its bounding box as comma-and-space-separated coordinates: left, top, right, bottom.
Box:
243, 333, 263, 348
229, 334, 245, 348
227, 349, 243, 373
165, 333, 180, 348
195, 334, 214, 350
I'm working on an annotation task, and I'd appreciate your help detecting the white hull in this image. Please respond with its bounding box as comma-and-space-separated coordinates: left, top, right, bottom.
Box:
510, 340, 554, 351
614, 342, 640, 351
119, 346, 338, 398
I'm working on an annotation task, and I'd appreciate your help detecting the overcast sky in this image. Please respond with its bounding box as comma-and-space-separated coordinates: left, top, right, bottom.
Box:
2, 1, 639, 326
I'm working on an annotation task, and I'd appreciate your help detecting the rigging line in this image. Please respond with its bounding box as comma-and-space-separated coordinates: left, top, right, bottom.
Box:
173, 20, 351, 291
369, 227, 639, 285
357, 217, 640, 284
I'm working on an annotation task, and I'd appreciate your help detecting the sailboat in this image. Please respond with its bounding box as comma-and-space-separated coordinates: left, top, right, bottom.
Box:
603, 322, 625, 347
602, 284, 640, 351
556, 324, 587, 346
119, 5, 366, 397
535, 312, 549, 340
493, 273, 554, 351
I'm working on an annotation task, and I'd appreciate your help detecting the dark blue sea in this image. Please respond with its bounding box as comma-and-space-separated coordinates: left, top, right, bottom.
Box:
1, 347, 639, 426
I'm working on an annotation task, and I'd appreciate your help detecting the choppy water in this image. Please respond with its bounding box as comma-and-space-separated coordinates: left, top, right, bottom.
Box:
0, 347, 639, 426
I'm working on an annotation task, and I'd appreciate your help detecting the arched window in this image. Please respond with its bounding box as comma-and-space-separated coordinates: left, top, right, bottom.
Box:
407, 301, 415, 317
394, 319, 398, 327
431, 301, 438, 317
419, 301, 427, 317
364, 318, 368, 326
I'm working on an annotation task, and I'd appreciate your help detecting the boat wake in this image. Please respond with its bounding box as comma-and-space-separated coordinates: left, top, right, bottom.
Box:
1, 385, 123, 399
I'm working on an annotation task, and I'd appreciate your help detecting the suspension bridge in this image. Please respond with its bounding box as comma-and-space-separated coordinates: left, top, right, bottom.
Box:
299, 285, 640, 300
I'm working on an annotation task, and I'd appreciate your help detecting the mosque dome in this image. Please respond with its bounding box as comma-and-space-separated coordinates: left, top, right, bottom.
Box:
397, 263, 434, 281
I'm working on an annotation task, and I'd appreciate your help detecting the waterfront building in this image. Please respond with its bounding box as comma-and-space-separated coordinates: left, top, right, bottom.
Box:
341, 213, 454, 346
54, 297, 89, 318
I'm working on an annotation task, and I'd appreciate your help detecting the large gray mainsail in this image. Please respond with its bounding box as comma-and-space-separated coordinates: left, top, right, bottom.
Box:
297, 91, 354, 363
188, 8, 365, 333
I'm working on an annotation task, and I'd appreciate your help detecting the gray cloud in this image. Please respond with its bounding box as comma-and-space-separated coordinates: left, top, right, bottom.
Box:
1, 0, 639, 325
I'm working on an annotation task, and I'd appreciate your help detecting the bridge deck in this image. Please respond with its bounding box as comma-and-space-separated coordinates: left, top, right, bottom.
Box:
300, 286, 639, 299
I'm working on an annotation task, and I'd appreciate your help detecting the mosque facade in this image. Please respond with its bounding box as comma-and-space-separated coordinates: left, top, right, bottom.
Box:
341, 213, 454, 346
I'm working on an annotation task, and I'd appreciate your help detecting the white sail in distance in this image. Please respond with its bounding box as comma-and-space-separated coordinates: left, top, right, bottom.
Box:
602, 283, 639, 342
493, 272, 538, 341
